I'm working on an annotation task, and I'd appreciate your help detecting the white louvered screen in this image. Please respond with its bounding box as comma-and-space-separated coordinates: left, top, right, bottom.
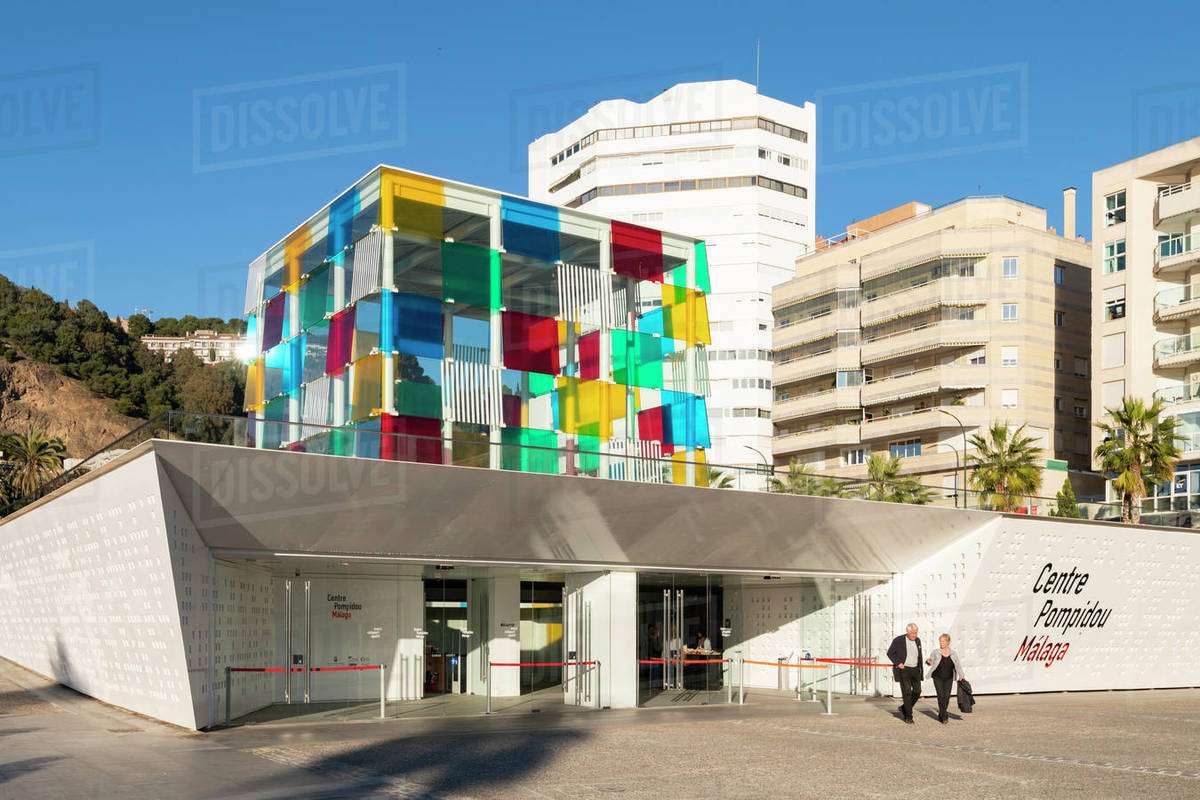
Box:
349, 230, 384, 304
442, 348, 500, 426
606, 438, 664, 483
244, 255, 266, 314
302, 375, 331, 426
557, 263, 613, 328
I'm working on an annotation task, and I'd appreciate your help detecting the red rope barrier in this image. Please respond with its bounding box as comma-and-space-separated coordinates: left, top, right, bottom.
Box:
310, 665, 382, 672
229, 667, 303, 673
814, 658, 894, 668
488, 661, 596, 667
637, 659, 729, 664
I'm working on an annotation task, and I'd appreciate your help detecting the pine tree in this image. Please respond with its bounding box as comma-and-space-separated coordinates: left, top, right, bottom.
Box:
1049, 477, 1083, 519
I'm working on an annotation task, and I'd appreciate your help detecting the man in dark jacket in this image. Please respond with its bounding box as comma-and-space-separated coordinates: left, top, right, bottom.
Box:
886, 623, 923, 724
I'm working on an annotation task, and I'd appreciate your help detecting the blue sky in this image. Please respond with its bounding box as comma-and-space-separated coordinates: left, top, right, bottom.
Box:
1, 0, 1197, 320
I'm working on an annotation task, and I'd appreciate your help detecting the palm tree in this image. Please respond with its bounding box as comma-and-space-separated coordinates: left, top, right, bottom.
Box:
0, 428, 67, 497
768, 459, 821, 495
702, 469, 737, 489
857, 454, 932, 504
968, 422, 1042, 512
1094, 397, 1181, 523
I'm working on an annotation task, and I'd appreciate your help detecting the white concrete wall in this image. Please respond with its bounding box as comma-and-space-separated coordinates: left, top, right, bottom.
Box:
898, 516, 1200, 693
565, 571, 637, 709
0, 453, 199, 728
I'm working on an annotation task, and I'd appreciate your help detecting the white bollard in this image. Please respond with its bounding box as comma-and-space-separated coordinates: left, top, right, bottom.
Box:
379, 664, 386, 719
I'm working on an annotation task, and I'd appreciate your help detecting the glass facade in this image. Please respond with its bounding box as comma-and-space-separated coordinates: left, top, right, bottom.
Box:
244, 167, 713, 485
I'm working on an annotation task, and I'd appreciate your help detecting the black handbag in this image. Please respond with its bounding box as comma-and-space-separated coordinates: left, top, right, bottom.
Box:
956, 678, 975, 713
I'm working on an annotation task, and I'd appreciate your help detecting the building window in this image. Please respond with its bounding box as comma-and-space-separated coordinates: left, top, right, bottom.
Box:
1073, 399, 1088, 418
1101, 332, 1125, 369
1102, 380, 1125, 409
1104, 190, 1126, 226
1074, 357, 1089, 378
1054, 266, 1064, 285
1001, 346, 1018, 367
1002, 257, 1019, 279
1054, 311, 1065, 327
842, 447, 867, 467
836, 369, 863, 388
1054, 353, 1063, 372
968, 349, 986, 365
1001, 389, 1018, 409
1002, 303, 1018, 322
1055, 396, 1064, 412
1103, 239, 1126, 273
889, 439, 922, 458
1103, 285, 1126, 321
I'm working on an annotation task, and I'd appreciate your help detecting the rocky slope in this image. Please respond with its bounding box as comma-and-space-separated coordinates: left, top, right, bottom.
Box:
0, 359, 144, 458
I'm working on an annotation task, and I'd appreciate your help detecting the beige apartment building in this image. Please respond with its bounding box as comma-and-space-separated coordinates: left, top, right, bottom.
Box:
771, 196, 1093, 501
1092, 137, 1200, 517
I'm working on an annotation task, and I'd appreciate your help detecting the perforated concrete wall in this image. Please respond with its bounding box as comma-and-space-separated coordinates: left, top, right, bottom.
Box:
898, 516, 1200, 693
0, 453, 199, 728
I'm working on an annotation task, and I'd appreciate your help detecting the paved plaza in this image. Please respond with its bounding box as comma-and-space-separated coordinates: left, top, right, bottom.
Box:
1, 657, 1198, 799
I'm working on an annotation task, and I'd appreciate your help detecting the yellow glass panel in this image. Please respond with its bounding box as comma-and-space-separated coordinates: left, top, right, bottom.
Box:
245, 358, 264, 410
671, 450, 688, 485
380, 169, 445, 240
283, 226, 312, 289
350, 352, 385, 422
660, 284, 712, 345
556, 377, 625, 439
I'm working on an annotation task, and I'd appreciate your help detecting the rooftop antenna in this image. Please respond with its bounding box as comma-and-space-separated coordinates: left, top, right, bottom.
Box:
755, 39, 761, 92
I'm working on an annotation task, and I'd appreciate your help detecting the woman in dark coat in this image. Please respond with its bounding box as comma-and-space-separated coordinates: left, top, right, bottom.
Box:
925, 633, 966, 723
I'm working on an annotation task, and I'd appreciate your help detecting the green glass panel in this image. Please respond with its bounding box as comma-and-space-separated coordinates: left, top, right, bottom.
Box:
442, 241, 498, 309
299, 263, 332, 329
611, 330, 663, 389
529, 372, 555, 396
577, 434, 600, 473
501, 427, 558, 474
694, 241, 712, 294
395, 381, 442, 419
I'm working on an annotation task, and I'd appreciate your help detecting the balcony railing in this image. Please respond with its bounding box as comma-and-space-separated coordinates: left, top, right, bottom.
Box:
1156, 181, 1200, 225
860, 319, 987, 365
1155, 283, 1200, 315
859, 277, 987, 327
1153, 333, 1200, 365
1154, 235, 1199, 274
1153, 384, 1200, 406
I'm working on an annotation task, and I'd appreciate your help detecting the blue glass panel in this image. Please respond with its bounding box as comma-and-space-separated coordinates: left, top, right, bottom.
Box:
393, 292, 444, 359
638, 308, 663, 337
501, 196, 560, 262
661, 389, 711, 449
327, 188, 361, 258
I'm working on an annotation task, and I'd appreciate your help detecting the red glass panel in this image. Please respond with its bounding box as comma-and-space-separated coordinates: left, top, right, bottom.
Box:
325, 307, 356, 374
502, 311, 560, 375
578, 330, 601, 380
612, 220, 664, 283
381, 413, 442, 464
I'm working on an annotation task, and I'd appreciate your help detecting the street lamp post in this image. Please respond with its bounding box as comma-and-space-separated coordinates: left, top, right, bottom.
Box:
943, 441, 961, 508
744, 446, 771, 491
936, 408, 969, 509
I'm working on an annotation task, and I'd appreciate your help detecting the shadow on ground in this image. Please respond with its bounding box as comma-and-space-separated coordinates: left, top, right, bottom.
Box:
0, 756, 65, 785
239, 728, 589, 797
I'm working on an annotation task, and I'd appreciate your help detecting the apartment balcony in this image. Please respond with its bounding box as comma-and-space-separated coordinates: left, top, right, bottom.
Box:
1156, 182, 1200, 226
774, 347, 861, 387
774, 262, 859, 309
859, 278, 989, 327
1154, 284, 1200, 323
772, 387, 861, 424
1153, 333, 1200, 369
1153, 235, 1200, 276
859, 319, 989, 366
773, 308, 858, 351
860, 364, 988, 407
818, 449, 962, 481
859, 406, 987, 442
772, 423, 862, 458
1153, 383, 1200, 411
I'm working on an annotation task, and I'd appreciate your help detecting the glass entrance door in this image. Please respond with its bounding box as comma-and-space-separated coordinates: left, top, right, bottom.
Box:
637, 573, 735, 706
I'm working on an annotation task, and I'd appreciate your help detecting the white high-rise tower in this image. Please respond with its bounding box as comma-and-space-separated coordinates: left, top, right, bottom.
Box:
528, 80, 815, 482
